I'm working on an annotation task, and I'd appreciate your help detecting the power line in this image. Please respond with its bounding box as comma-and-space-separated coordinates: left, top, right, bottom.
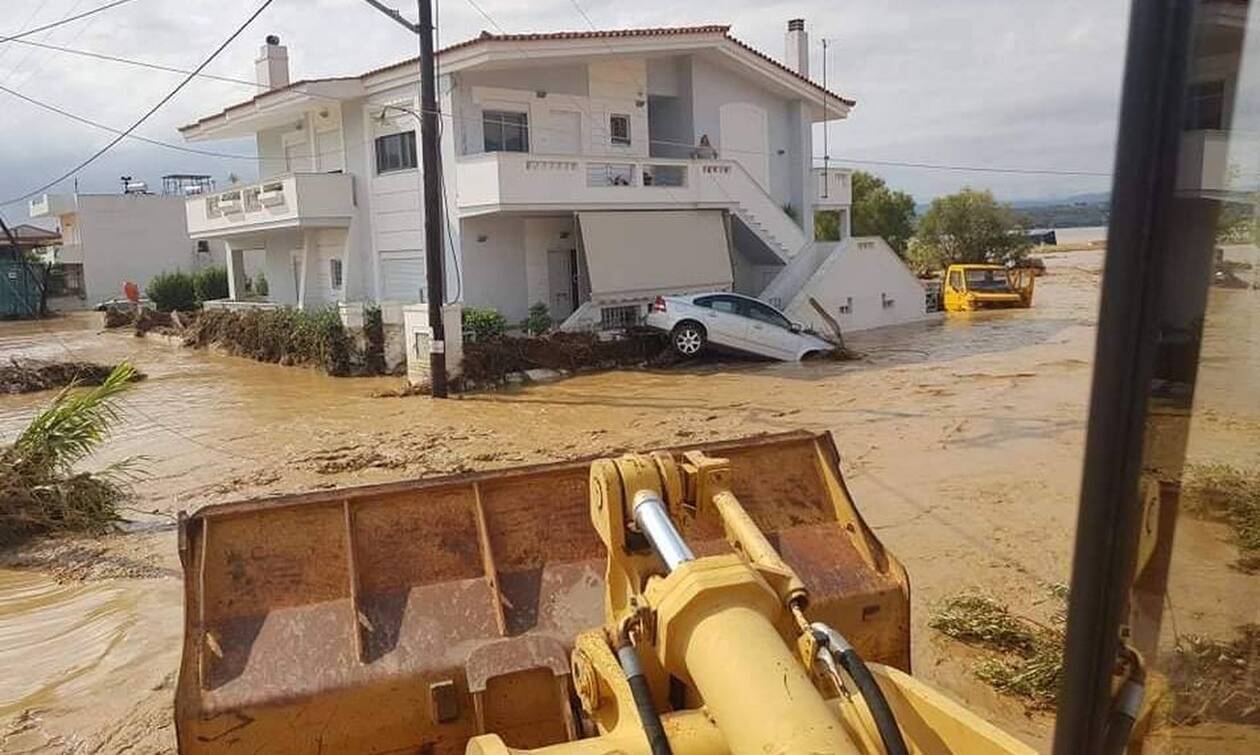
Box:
822, 156, 1110, 178
0, 0, 142, 45
0, 82, 260, 161
1, 0, 276, 207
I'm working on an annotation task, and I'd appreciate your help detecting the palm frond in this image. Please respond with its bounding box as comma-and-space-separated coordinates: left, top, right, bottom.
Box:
14, 363, 137, 471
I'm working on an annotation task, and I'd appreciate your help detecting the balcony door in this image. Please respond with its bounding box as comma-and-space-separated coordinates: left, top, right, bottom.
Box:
283, 132, 313, 174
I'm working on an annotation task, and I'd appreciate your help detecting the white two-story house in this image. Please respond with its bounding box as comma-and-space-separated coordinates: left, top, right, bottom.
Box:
179, 21, 925, 337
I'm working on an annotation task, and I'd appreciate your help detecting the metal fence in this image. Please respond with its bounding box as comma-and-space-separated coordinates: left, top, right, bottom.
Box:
0, 259, 46, 318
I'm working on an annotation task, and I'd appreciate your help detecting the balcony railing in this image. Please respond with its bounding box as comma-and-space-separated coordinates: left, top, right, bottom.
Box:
813, 167, 853, 207
455, 152, 742, 213
186, 172, 354, 238
1177, 129, 1259, 199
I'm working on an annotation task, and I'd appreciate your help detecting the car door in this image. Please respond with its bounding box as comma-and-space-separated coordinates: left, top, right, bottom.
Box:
693, 295, 750, 350
741, 299, 798, 359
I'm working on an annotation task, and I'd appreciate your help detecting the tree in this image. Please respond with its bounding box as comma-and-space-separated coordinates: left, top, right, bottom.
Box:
912, 188, 1032, 270
849, 171, 917, 256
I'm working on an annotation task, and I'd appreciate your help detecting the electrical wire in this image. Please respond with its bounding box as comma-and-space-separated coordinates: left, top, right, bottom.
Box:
0, 0, 142, 45
0, 0, 276, 208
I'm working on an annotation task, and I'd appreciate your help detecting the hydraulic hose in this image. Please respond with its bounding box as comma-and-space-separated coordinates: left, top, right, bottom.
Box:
812, 623, 908, 755
617, 640, 672, 755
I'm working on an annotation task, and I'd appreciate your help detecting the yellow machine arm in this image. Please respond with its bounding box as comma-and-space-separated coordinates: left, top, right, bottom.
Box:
468, 450, 1034, 755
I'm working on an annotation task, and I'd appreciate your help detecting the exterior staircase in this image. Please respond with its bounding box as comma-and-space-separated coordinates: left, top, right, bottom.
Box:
706, 161, 808, 263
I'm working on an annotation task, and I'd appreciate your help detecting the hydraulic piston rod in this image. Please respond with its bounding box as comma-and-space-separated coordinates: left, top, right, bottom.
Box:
633, 490, 694, 571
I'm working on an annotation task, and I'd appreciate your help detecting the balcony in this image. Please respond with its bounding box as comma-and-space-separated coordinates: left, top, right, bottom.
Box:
455, 152, 743, 215
1177, 129, 1259, 202
813, 167, 852, 208
185, 172, 355, 239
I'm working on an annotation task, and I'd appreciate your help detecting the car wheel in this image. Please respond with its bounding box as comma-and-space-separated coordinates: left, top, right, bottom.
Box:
671, 321, 706, 358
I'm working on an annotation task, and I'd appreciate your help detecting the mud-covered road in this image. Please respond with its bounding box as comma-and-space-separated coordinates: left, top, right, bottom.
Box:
2, 248, 1258, 753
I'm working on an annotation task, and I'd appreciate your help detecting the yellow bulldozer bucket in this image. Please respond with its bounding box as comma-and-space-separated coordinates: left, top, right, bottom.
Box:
174, 430, 910, 754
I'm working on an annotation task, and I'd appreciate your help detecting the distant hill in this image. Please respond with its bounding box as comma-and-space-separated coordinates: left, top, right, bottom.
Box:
913, 192, 1112, 228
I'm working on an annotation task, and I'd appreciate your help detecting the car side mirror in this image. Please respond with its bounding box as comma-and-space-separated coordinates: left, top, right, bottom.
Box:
790, 322, 804, 333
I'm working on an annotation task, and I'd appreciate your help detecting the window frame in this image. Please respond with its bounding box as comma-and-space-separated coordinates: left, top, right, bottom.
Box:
483, 109, 530, 153
743, 300, 792, 330
609, 113, 631, 147
329, 258, 343, 290
374, 131, 418, 175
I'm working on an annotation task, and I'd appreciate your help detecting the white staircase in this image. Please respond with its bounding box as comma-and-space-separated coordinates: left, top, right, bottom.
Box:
760, 239, 845, 308
707, 161, 808, 263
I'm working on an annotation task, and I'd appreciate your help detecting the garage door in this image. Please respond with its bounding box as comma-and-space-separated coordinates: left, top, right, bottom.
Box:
577, 210, 733, 302
379, 256, 424, 302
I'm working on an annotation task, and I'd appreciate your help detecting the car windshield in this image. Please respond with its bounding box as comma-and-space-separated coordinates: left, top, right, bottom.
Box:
964, 269, 1013, 291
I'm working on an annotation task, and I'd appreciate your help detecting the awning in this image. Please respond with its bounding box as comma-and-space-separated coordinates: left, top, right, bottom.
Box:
577, 210, 733, 302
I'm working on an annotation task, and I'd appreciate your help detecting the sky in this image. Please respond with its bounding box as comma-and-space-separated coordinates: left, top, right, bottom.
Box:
0, 0, 1133, 225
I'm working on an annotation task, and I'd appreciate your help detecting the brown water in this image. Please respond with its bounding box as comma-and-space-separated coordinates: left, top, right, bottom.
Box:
0, 248, 1256, 753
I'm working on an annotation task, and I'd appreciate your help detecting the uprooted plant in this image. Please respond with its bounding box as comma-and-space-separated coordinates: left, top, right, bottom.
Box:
930, 589, 1065, 710
0, 363, 141, 545
1182, 463, 1260, 572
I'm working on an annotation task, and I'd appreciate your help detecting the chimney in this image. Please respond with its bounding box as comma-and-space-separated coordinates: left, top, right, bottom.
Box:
785, 19, 808, 77
255, 34, 290, 90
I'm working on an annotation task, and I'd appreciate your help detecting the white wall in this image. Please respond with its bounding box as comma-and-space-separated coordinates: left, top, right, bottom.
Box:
786, 237, 929, 333
74, 194, 212, 303
690, 56, 797, 210
524, 216, 576, 316
450, 60, 649, 159
460, 214, 528, 321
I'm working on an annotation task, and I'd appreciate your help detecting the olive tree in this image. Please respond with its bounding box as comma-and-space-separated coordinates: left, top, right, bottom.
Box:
912, 188, 1032, 270
847, 171, 916, 256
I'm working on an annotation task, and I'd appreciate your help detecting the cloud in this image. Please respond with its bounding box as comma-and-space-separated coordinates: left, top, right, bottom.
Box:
1, 0, 1130, 221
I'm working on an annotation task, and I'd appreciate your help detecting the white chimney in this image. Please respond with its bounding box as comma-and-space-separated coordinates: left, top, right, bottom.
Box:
785, 19, 808, 77
255, 34, 290, 90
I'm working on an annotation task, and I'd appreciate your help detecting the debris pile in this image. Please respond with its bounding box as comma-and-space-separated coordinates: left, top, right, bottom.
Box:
179, 308, 362, 376
1, 359, 143, 395
930, 590, 1065, 710
460, 329, 669, 387
1183, 463, 1260, 572
1169, 624, 1260, 726
0, 364, 138, 545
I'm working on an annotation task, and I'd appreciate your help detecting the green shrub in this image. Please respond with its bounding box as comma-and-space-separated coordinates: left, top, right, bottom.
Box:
193, 266, 229, 302
181, 306, 357, 375
146, 271, 196, 312
463, 307, 507, 342
523, 302, 553, 336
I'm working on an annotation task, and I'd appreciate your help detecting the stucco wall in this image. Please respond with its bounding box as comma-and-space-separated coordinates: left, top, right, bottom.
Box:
75, 194, 211, 303
689, 56, 795, 208
460, 214, 528, 321
786, 237, 930, 333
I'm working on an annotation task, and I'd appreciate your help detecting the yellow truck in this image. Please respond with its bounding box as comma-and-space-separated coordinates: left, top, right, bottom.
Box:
941, 263, 1035, 312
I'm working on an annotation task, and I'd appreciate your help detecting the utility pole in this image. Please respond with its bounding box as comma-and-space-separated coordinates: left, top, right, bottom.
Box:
362, 0, 448, 397
821, 38, 830, 200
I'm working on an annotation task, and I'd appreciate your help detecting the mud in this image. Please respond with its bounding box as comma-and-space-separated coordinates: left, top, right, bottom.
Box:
0, 360, 138, 395
0, 249, 1257, 753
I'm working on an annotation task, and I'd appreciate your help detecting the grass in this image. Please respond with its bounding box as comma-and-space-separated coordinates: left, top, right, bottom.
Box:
930, 590, 1065, 710
0, 363, 139, 545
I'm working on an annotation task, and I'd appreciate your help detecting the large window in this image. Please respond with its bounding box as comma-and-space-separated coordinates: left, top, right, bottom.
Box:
374, 131, 417, 174
483, 110, 529, 152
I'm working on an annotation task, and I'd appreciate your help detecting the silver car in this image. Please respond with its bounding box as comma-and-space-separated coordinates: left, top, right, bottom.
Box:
645, 293, 834, 361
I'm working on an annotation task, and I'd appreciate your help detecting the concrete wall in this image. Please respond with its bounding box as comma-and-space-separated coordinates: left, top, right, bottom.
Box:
786, 237, 929, 333
451, 60, 649, 159
74, 194, 223, 304
460, 214, 528, 321
690, 56, 796, 210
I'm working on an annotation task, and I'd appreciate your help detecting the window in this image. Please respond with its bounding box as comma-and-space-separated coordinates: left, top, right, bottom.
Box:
329, 259, 343, 289
882, 293, 895, 309
599, 305, 640, 330
196, 240, 210, 255
375, 131, 417, 174
948, 271, 964, 290
610, 114, 631, 146
1184, 79, 1224, 130
838, 296, 853, 315
744, 301, 792, 330
484, 110, 529, 152
696, 295, 739, 314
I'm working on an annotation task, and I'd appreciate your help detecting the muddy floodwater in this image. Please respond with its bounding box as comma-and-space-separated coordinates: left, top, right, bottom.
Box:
2, 248, 1258, 753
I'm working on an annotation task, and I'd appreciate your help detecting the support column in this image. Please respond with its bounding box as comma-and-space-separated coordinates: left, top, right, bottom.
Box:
225, 242, 246, 300
297, 230, 317, 310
